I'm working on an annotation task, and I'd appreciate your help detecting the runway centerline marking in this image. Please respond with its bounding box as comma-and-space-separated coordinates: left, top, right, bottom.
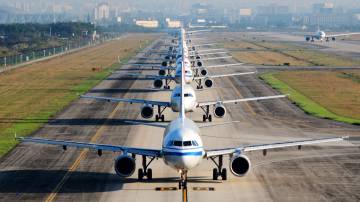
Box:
45, 102, 124, 202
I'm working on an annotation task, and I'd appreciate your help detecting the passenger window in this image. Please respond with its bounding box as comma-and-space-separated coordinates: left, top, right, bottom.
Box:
183, 141, 192, 146
174, 141, 182, 146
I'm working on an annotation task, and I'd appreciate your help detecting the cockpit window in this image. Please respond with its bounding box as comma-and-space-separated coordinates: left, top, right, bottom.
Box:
174, 93, 181, 97
168, 140, 199, 147
173, 141, 182, 147
183, 141, 192, 146
184, 93, 193, 97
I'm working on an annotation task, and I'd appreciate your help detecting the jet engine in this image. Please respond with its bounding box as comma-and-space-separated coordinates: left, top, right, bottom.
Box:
165, 56, 170, 60
197, 61, 203, 67
196, 56, 201, 60
114, 155, 136, 177
213, 103, 226, 118
154, 79, 163, 88
204, 79, 213, 88
158, 69, 166, 76
229, 154, 250, 177
141, 104, 154, 119
161, 61, 167, 67
332, 37, 336, 41
305, 37, 310, 41
200, 69, 207, 76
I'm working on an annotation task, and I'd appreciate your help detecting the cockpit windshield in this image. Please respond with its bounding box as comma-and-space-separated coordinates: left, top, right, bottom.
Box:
167, 140, 199, 147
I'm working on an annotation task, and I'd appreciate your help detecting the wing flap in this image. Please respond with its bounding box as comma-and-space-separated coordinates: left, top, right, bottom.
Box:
205, 136, 347, 158
17, 137, 162, 157
197, 94, 287, 107
81, 95, 170, 107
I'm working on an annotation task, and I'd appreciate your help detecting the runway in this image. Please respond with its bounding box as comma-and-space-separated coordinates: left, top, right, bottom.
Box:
0, 33, 359, 202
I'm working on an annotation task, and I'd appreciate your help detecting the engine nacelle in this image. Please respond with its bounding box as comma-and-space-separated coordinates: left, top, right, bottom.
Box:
200, 69, 207, 76
196, 56, 201, 60
197, 61, 202, 67
165, 55, 170, 60
159, 69, 166, 76
161, 61, 167, 67
141, 105, 154, 119
213, 103, 226, 118
332, 37, 336, 41
114, 155, 136, 177
154, 79, 163, 88
305, 36, 310, 41
230, 154, 251, 177
204, 78, 213, 88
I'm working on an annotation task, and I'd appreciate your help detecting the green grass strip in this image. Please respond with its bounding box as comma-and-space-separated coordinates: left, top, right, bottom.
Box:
260, 72, 360, 125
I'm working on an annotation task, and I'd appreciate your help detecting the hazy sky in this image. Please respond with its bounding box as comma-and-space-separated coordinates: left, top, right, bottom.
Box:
1, 0, 360, 14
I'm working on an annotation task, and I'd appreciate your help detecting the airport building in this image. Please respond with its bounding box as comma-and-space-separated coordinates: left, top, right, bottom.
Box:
135, 20, 159, 28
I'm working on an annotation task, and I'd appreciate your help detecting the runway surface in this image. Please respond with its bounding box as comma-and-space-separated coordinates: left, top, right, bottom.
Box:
0, 33, 359, 202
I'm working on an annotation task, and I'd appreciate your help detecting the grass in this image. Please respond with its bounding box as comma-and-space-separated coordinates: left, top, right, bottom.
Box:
232, 51, 310, 66
0, 33, 159, 156
260, 71, 360, 125
221, 35, 360, 67
284, 50, 360, 67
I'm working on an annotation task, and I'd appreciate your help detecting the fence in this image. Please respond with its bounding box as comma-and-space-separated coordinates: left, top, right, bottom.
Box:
0, 34, 121, 70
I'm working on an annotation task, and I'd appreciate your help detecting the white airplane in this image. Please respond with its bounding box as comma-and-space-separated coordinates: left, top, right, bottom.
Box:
17, 57, 347, 191
305, 30, 360, 42
82, 29, 277, 122
128, 57, 246, 89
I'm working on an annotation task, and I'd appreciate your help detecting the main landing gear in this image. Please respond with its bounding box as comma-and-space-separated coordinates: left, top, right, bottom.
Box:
195, 79, 204, 89
164, 78, 171, 89
155, 106, 166, 122
200, 105, 212, 122
138, 155, 155, 180
209, 155, 227, 180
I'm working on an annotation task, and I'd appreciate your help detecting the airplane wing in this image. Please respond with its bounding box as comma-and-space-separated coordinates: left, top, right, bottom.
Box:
205, 136, 347, 157
190, 52, 229, 56
81, 95, 171, 107
194, 72, 256, 80
125, 73, 175, 80
199, 56, 232, 61
326, 33, 360, 37
193, 63, 244, 70
17, 137, 162, 157
198, 121, 240, 128
197, 95, 287, 107
135, 57, 165, 61
124, 120, 167, 128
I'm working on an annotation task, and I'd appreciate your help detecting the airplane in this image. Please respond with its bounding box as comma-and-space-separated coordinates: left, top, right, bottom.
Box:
305, 30, 360, 42
82, 29, 280, 122
16, 56, 348, 191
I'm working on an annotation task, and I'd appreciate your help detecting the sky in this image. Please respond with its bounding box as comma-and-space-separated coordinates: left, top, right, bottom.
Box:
1, 0, 360, 15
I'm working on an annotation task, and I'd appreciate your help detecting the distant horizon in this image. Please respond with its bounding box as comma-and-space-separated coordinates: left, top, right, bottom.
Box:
1, 0, 360, 15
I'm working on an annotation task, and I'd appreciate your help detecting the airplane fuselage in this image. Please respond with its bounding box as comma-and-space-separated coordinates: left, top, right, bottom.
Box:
170, 85, 197, 112
162, 117, 204, 171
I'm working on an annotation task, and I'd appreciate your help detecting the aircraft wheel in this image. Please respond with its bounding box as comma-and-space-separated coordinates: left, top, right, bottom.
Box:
221, 168, 227, 180
138, 169, 144, 180
161, 115, 165, 122
208, 115, 212, 122
155, 115, 159, 121
213, 168, 219, 180
147, 169, 152, 180
203, 115, 206, 122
